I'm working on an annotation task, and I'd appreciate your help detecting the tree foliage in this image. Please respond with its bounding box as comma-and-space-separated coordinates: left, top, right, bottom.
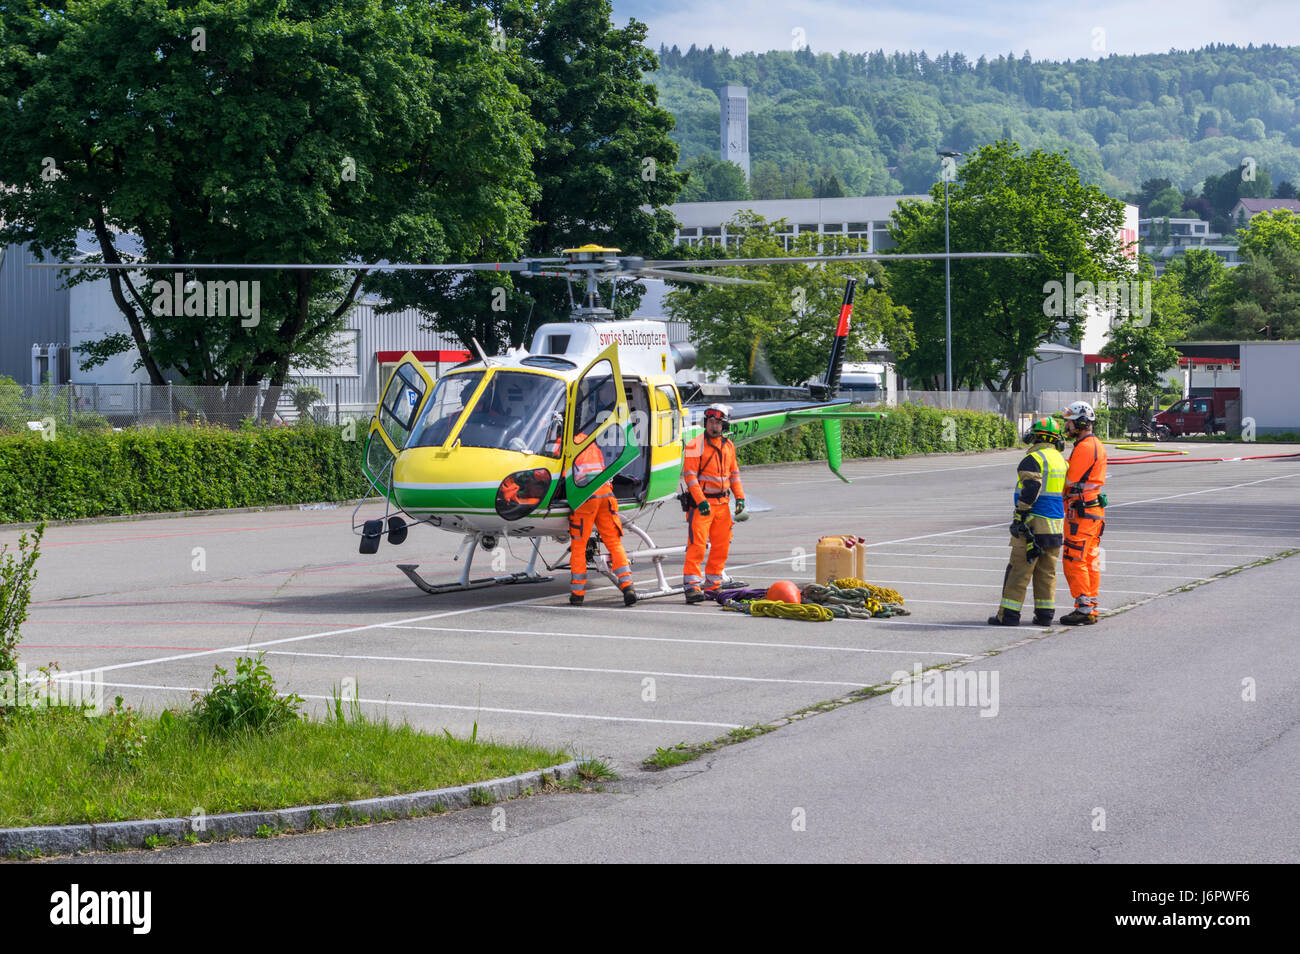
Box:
366, 0, 685, 355
678, 155, 751, 202
0, 0, 538, 417
662, 212, 912, 386
654, 43, 1300, 203
886, 142, 1129, 392
1100, 263, 1188, 417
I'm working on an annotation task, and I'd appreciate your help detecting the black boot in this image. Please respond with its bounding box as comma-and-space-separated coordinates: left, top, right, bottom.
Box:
623, 587, 638, 607
987, 610, 1020, 626
684, 587, 705, 604
1060, 610, 1097, 626
1033, 611, 1054, 626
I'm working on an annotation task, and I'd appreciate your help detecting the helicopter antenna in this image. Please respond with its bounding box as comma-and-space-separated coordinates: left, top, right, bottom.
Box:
470, 337, 494, 366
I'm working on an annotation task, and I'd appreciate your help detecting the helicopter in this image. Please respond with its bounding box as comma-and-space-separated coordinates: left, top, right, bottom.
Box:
37, 243, 1031, 598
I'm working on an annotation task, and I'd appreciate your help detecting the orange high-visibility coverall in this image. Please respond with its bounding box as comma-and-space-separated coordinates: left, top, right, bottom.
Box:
1063, 433, 1108, 617
682, 433, 745, 591
568, 436, 632, 599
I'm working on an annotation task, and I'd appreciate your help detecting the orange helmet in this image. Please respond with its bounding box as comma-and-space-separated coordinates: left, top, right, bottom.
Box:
765, 581, 802, 604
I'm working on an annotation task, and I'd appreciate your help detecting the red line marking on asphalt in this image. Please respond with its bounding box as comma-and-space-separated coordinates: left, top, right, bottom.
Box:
25, 620, 372, 626
20, 645, 219, 650
38, 517, 348, 548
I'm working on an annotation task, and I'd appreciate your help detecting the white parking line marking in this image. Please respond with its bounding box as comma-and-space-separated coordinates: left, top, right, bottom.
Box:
381, 624, 970, 656
885, 542, 1273, 556
865, 553, 1240, 568
266, 650, 865, 688
91, 682, 744, 729
53, 588, 584, 680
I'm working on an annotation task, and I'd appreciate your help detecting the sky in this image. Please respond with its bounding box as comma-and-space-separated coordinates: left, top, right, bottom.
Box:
610, 0, 1300, 62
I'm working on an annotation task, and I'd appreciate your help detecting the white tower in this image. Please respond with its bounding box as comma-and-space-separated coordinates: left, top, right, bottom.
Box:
719, 85, 750, 179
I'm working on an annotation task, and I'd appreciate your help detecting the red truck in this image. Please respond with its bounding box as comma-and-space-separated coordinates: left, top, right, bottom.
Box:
1153, 388, 1240, 437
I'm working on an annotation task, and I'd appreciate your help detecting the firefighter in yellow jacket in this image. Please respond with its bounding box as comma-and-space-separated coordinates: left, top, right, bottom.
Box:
682, 404, 747, 603
988, 416, 1068, 626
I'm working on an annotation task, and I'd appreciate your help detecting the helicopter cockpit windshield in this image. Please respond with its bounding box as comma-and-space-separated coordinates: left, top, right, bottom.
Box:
410, 370, 567, 456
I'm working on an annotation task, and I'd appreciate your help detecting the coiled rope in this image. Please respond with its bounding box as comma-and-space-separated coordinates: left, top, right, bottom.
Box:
746, 600, 835, 621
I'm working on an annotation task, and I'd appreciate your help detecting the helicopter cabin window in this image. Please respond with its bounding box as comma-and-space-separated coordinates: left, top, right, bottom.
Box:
409, 371, 483, 448
418, 370, 567, 455
654, 385, 680, 445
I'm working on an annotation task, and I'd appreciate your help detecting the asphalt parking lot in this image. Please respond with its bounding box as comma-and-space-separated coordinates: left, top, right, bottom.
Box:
9, 441, 1300, 770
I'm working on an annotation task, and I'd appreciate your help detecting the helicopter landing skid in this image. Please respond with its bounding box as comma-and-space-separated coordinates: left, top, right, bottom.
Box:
396, 564, 551, 595
593, 522, 747, 600
396, 534, 551, 595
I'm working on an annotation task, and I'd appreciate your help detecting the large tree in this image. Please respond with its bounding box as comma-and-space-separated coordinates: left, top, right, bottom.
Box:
1099, 262, 1188, 420
662, 212, 913, 386
0, 0, 537, 418
886, 141, 1130, 392
366, 0, 686, 356
1183, 210, 1300, 340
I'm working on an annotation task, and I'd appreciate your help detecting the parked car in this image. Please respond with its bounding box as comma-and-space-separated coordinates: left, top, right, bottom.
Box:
1155, 396, 1218, 436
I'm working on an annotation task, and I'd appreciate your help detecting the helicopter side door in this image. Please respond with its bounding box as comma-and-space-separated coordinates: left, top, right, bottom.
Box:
362, 352, 434, 500
563, 343, 639, 510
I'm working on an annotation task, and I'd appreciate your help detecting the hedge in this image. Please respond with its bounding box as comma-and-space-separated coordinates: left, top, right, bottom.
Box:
737, 404, 1018, 466
1, 406, 1016, 523
0, 424, 368, 522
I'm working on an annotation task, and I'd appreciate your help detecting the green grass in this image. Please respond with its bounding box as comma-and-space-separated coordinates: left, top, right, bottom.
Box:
0, 707, 567, 828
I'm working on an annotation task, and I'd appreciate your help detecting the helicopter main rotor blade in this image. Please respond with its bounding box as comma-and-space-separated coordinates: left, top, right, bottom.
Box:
636, 267, 764, 286
28, 260, 568, 272
644, 252, 1037, 268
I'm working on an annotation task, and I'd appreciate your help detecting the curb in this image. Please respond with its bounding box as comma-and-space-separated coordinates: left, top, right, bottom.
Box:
0, 760, 581, 858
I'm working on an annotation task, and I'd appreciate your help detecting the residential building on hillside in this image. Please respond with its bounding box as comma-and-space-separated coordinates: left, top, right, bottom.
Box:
1229, 197, 1300, 227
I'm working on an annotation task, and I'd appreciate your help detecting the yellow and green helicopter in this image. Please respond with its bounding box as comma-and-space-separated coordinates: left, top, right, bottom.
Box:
41, 243, 1030, 597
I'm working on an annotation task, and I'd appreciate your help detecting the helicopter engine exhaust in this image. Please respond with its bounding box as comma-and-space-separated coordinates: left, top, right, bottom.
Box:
671, 343, 697, 372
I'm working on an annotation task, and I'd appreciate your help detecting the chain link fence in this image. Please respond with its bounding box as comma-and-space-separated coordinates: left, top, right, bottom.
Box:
0, 383, 348, 431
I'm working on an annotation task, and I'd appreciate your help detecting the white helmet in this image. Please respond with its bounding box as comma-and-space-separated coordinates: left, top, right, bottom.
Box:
1062, 401, 1096, 425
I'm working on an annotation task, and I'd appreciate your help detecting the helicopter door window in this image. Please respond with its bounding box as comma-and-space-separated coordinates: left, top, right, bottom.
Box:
573, 361, 617, 443
410, 371, 483, 448
378, 364, 429, 449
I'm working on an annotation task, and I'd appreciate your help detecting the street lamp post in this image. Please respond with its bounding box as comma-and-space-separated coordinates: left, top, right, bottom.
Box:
938, 150, 962, 405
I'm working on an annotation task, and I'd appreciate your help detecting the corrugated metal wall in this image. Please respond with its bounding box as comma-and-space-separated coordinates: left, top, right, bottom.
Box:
292, 299, 466, 407
0, 244, 71, 383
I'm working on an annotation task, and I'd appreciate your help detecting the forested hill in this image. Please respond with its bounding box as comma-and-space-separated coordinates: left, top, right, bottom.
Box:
652, 43, 1300, 203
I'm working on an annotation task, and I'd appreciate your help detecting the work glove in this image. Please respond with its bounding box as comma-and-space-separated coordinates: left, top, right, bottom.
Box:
1009, 512, 1026, 537
696, 499, 711, 516
734, 498, 749, 522
1024, 534, 1041, 563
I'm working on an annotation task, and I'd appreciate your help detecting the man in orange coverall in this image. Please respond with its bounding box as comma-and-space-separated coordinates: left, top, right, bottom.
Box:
682, 404, 748, 604
1060, 401, 1108, 625
568, 431, 637, 607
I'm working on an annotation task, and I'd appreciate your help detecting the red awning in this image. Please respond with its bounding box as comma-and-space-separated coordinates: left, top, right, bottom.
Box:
375, 350, 471, 364
1085, 354, 1240, 369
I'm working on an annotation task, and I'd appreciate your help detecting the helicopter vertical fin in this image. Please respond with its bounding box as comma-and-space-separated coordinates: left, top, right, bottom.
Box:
822, 417, 848, 483
823, 277, 857, 398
